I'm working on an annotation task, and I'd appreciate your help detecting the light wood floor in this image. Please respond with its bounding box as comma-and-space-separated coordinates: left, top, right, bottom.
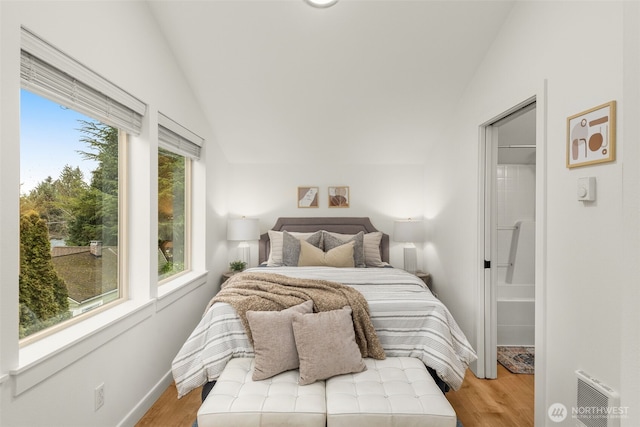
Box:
136, 365, 534, 427
136, 383, 202, 427
447, 364, 534, 427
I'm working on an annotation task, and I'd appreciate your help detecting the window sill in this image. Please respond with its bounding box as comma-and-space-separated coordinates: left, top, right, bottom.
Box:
10, 272, 208, 396
12, 299, 154, 396
156, 270, 208, 312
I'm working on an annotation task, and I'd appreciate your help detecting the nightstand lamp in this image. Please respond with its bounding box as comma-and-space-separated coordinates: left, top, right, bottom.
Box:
227, 217, 260, 266
393, 219, 425, 274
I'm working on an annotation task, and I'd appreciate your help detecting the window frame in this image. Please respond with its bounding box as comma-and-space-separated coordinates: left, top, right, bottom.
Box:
156, 113, 202, 287
157, 148, 193, 285
18, 115, 129, 346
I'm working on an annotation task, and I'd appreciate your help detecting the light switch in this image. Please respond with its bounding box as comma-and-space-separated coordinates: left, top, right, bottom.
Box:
577, 177, 596, 201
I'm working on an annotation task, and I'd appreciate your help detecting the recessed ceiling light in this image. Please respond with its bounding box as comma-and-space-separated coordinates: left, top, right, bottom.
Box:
304, 0, 339, 8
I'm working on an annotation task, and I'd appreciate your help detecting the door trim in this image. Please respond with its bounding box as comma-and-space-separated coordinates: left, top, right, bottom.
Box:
476, 94, 538, 378
476, 81, 547, 425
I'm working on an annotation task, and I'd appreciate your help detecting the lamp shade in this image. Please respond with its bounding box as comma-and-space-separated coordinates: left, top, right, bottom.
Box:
227, 217, 260, 242
393, 219, 425, 243
304, 0, 339, 8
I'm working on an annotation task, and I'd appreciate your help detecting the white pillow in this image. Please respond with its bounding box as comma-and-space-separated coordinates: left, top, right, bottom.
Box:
363, 231, 386, 267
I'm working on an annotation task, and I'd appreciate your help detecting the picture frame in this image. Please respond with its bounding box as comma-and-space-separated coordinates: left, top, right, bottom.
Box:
328, 186, 349, 208
297, 187, 319, 208
566, 101, 616, 168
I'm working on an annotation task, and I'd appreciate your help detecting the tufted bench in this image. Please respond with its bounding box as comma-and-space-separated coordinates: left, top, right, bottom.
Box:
196, 358, 326, 427
198, 357, 456, 427
326, 357, 457, 427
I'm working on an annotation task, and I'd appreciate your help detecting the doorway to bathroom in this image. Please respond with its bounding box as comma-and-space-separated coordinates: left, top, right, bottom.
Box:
480, 99, 536, 379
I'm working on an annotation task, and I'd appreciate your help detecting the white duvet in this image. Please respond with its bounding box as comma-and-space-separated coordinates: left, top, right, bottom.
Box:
171, 267, 477, 398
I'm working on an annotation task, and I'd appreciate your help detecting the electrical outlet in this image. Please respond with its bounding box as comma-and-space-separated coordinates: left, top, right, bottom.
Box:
95, 383, 105, 411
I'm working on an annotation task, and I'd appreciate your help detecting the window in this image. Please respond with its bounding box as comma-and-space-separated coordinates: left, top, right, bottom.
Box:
19, 90, 125, 339
158, 148, 189, 281
19, 27, 145, 341
157, 114, 202, 283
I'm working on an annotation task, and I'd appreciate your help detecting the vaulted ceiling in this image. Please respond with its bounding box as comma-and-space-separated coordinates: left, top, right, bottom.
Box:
148, 0, 515, 164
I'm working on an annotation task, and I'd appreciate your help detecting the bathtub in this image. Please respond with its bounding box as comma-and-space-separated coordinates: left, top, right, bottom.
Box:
497, 296, 535, 347
498, 284, 534, 346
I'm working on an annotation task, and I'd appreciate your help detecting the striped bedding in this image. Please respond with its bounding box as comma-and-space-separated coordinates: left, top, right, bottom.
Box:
171, 266, 477, 398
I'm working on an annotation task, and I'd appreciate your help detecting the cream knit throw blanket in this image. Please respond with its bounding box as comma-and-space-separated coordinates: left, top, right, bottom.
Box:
207, 272, 386, 360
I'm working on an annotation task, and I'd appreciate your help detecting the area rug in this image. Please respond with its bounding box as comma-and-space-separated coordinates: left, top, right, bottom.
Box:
497, 346, 534, 374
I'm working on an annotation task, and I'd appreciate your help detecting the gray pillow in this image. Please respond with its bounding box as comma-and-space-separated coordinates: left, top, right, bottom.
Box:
292, 306, 366, 385
322, 231, 365, 268
282, 230, 323, 266
266, 230, 319, 266
246, 300, 315, 380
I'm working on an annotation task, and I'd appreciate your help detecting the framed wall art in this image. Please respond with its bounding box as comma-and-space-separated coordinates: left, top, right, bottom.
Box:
567, 101, 616, 168
328, 186, 349, 208
297, 186, 319, 208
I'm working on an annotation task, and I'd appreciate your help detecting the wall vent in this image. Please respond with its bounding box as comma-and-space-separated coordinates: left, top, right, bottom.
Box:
575, 370, 620, 427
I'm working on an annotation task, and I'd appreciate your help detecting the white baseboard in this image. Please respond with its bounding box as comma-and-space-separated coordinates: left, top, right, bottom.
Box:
117, 370, 174, 427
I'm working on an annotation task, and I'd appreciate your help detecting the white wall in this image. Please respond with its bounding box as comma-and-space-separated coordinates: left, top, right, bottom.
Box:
427, 1, 640, 426
3, 2, 640, 427
496, 164, 536, 293
227, 163, 426, 269
0, 2, 229, 426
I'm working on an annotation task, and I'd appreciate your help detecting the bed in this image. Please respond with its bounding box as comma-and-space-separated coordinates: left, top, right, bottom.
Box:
171, 217, 477, 398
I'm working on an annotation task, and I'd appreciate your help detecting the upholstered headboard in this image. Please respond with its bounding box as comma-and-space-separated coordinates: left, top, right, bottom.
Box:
259, 217, 389, 265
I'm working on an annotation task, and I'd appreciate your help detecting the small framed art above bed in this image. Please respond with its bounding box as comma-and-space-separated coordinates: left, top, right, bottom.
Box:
171, 217, 477, 400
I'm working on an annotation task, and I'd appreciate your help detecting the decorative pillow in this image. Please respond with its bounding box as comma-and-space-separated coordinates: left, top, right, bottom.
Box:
325, 231, 386, 267
292, 306, 367, 385
363, 231, 386, 267
266, 230, 317, 266
246, 300, 315, 380
282, 230, 323, 266
298, 240, 355, 267
322, 231, 365, 268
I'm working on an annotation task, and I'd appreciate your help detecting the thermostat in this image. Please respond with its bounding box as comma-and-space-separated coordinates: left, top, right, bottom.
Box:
577, 177, 596, 201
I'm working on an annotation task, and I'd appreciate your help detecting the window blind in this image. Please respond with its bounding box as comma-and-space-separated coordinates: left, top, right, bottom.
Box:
158, 113, 203, 160
20, 27, 146, 135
